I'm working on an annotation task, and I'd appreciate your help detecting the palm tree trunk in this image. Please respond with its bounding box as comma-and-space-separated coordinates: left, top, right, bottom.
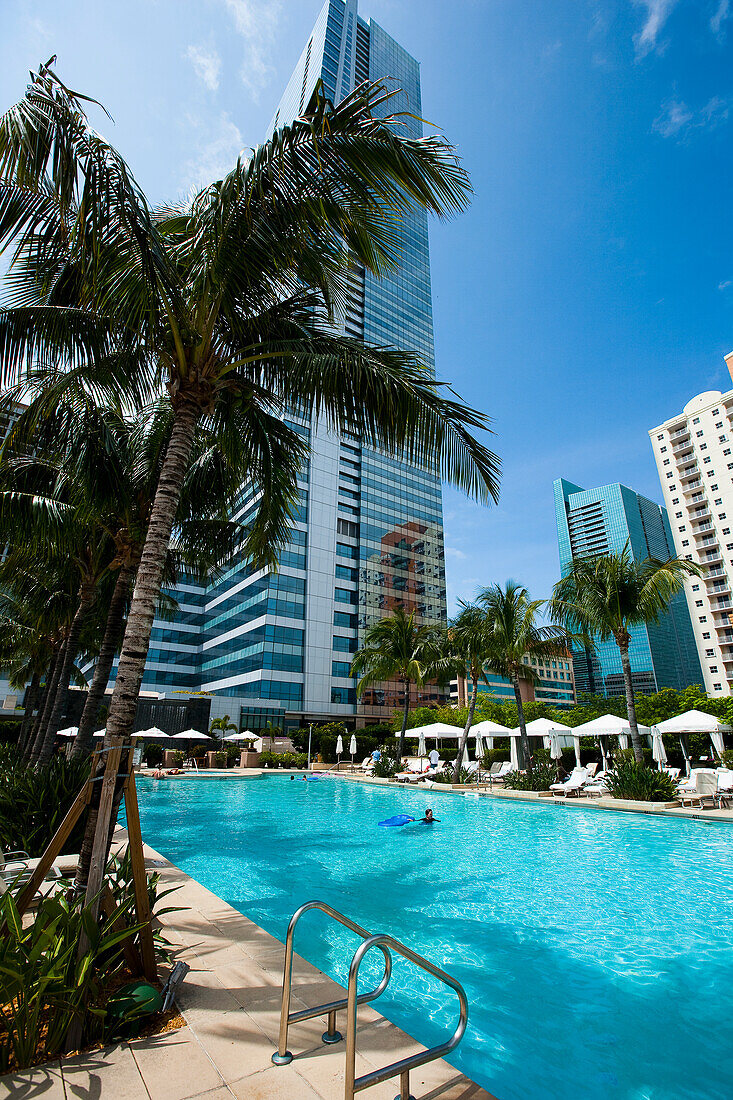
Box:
397, 680, 411, 760
453, 676, 479, 783
35, 592, 94, 769
618, 641, 644, 764
18, 671, 41, 751
73, 565, 134, 760
28, 640, 66, 766
76, 400, 201, 891
513, 676, 533, 775
22, 658, 55, 764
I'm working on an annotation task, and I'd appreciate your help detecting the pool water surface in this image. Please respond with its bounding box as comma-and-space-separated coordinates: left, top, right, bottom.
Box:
134, 775, 733, 1100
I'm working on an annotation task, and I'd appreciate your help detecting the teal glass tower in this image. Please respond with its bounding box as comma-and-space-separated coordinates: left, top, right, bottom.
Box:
554, 479, 703, 696
124, 1, 446, 728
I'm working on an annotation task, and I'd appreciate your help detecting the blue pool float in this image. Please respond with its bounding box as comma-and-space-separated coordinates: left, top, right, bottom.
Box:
378, 814, 415, 827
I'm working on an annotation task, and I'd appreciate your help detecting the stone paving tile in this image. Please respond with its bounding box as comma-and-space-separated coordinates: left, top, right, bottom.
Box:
186, 1090, 234, 1100
129, 1027, 223, 1100
0, 1060, 66, 1099
227, 1064, 322, 1099
62, 1043, 149, 1100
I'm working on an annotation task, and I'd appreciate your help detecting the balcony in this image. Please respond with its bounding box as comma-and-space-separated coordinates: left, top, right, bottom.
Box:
670, 425, 691, 440
679, 465, 700, 483
673, 439, 694, 459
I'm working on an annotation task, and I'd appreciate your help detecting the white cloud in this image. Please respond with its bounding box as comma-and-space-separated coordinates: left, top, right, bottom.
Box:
653, 95, 729, 138
720, 279, 733, 290
222, 0, 282, 100
445, 547, 467, 560
183, 111, 244, 191
711, 0, 730, 38
186, 44, 222, 92
632, 0, 679, 56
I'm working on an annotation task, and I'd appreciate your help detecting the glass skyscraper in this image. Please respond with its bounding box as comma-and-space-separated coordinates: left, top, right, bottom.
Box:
554, 478, 703, 697
127, 0, 447, 729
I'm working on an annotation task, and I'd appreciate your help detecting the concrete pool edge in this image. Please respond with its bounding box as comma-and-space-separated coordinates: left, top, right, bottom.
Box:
115, 828, 497, 1099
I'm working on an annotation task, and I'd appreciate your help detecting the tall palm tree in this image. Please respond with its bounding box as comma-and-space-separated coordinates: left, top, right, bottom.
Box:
351, 607, 446, 759
548, 544, 702, 763
0, 66, 500, 875
445, 601, 494, 783
478, 582, 569, 775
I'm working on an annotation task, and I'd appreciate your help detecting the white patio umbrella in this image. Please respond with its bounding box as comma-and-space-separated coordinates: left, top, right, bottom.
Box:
417, 729, 427, 765
336, 734, 343, 768
651, 728, 667, 770
474, 731, 485, 761
548, 733, 563, 761
57, 726, 78, 738
136, 726, 168, 739
170, 729, 210, 741
349, 733, 357, 767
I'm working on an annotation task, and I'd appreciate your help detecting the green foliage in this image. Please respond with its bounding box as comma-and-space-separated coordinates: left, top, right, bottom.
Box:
0, 747, 90, 857
144, 743, 164, 767
171, 750, 184, 767
605, 761, 678, 802
372, 755, 401, 778
259, 751, 307, 769
290, 722, 346, 754
502, 763, 558, 791
721, 749, 733, 768
0, 719, 21, 744
431, 766, 474, 784
0, 847, 176, 1072
320, 732, 377, 763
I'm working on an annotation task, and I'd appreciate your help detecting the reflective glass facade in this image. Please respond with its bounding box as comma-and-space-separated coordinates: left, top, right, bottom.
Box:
130, 1, 446, 724
554, 478, 703, 696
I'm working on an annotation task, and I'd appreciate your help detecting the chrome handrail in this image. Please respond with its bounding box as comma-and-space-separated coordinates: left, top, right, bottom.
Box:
272, 900, 392, 1065
345, 934, 468, 1100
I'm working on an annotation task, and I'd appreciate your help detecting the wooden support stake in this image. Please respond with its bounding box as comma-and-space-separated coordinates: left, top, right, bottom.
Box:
122, 758, 158, 982
83, 740, 124, 920
100, 884, 143, 976
13, 751, 99, 918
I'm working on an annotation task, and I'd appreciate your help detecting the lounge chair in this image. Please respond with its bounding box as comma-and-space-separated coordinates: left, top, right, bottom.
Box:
678, 769, 717, 808
715, 768, 733, 808
583, 771, 609, 798
1, 849, 77, 887
351, 756, 373, 774
663, 767, 681, 781
585, 762, 599, 779
550, 767, 588, 798
486, 761, 512, 785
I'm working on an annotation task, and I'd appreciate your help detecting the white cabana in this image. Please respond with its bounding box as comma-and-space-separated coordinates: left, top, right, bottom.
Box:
511, 717, 578, 766
655, 709, 731, 763
57, 726, 79, 738
572, 714, 652, 769
409, 722, 464, 740
509, 736, 520, 770
470, 718, 512, 751
651, 728, 667, 770
224, 731, 256, 742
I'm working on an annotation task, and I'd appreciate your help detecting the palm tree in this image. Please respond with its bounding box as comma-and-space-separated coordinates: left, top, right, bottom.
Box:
478, 582, 569, 775
548, 544, 702, 763
0, 67, 500, 875
445, 601, 494, 783
350, 607, 445, 759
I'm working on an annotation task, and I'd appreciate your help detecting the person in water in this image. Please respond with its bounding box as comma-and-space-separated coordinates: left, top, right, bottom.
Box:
422, 808, 439, 823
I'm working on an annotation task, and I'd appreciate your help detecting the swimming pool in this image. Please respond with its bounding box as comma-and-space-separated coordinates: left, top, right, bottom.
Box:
134, 775, 733, 1100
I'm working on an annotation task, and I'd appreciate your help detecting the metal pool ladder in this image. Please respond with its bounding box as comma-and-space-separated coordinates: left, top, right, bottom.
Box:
271, 900, 468, 1100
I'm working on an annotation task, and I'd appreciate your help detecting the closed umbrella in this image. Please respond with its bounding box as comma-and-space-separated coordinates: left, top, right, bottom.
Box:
336, 734, 343, 768
57, 726, 78, 738
475, 731, 484, 761
651, 728, 667, 771
417, 730, 427, 766
349, 733, 357, 768
549, 733, 563, 761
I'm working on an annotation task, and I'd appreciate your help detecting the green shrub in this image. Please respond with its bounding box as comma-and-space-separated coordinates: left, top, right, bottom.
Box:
211, 751, 226, 768
720, 749, 733, 768
0, 846, 178, 1073
0, 749, 91, 857
605, 761, 678, 802
503, 763, 557, 792
372, 755, 401, 778
225, 744, 240, 767
171, 750, 184, 767
0, 719, 21, 744
319, 733, 377, 763
144, 743, 164, 767
431, 765, 474, 785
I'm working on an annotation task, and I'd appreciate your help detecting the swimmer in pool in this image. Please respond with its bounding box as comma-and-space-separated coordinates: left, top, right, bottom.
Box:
421, 808, 440, 823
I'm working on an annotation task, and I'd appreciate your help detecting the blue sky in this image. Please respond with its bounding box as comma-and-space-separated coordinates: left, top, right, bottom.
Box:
2, 0, 732, 612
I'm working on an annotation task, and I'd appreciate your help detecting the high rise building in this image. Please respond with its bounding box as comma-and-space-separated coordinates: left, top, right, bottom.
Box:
553, 478, 703, 697
450, 651, 576, 710
649, 360, 733, 696
123, 0, 447, 731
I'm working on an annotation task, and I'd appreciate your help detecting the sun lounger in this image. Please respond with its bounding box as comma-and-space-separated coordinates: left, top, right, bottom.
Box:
678, 769, 717, 808
715, 768, 733, 808
583, 771, 609, 797
550, 767, 588, 798
585, 762, 599, 779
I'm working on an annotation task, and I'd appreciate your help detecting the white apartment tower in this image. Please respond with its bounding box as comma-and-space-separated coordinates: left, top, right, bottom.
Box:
649, 353, 733, 696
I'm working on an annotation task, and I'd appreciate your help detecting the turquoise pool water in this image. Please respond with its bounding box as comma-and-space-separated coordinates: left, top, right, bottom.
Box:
134, 775, 733, 1100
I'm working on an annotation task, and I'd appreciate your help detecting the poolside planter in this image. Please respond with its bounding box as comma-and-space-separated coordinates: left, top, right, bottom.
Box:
163, 750, 178, 768
240, 750, 261, 767
205, 751, 227, 769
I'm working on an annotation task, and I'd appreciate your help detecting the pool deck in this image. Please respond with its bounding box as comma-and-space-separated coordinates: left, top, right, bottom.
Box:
0, 830, 495, 1100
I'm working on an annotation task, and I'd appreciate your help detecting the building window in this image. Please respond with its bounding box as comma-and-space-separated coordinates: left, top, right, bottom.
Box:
693, 417, 700, 424
721, 436, 728, 443
700, 616, 707, 622
704, 457, 712, 464
692, 584, 700, 591
696, 431, 704, 437
703, 632, 711, 639
675, 511, 683, 518
660, 446, 667, 452
666, 472, 674, 478
725, 449, 732, 456
716, 422, 724, 428
695, 600, 704, 607
337, 518, 358, 538
710, 666, 719, 674
672, 498, 680, 504
715, 499, 723, 506
713, 409, 720, 416
335, 587, 356, 604
657, 433, 664, 440
706, 649, 715, 657
720, 514, 727, 520
714, 684, 723, 691
663, 459, 670, 466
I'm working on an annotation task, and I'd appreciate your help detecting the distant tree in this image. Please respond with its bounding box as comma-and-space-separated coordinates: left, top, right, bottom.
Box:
549, 544, 702, 763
